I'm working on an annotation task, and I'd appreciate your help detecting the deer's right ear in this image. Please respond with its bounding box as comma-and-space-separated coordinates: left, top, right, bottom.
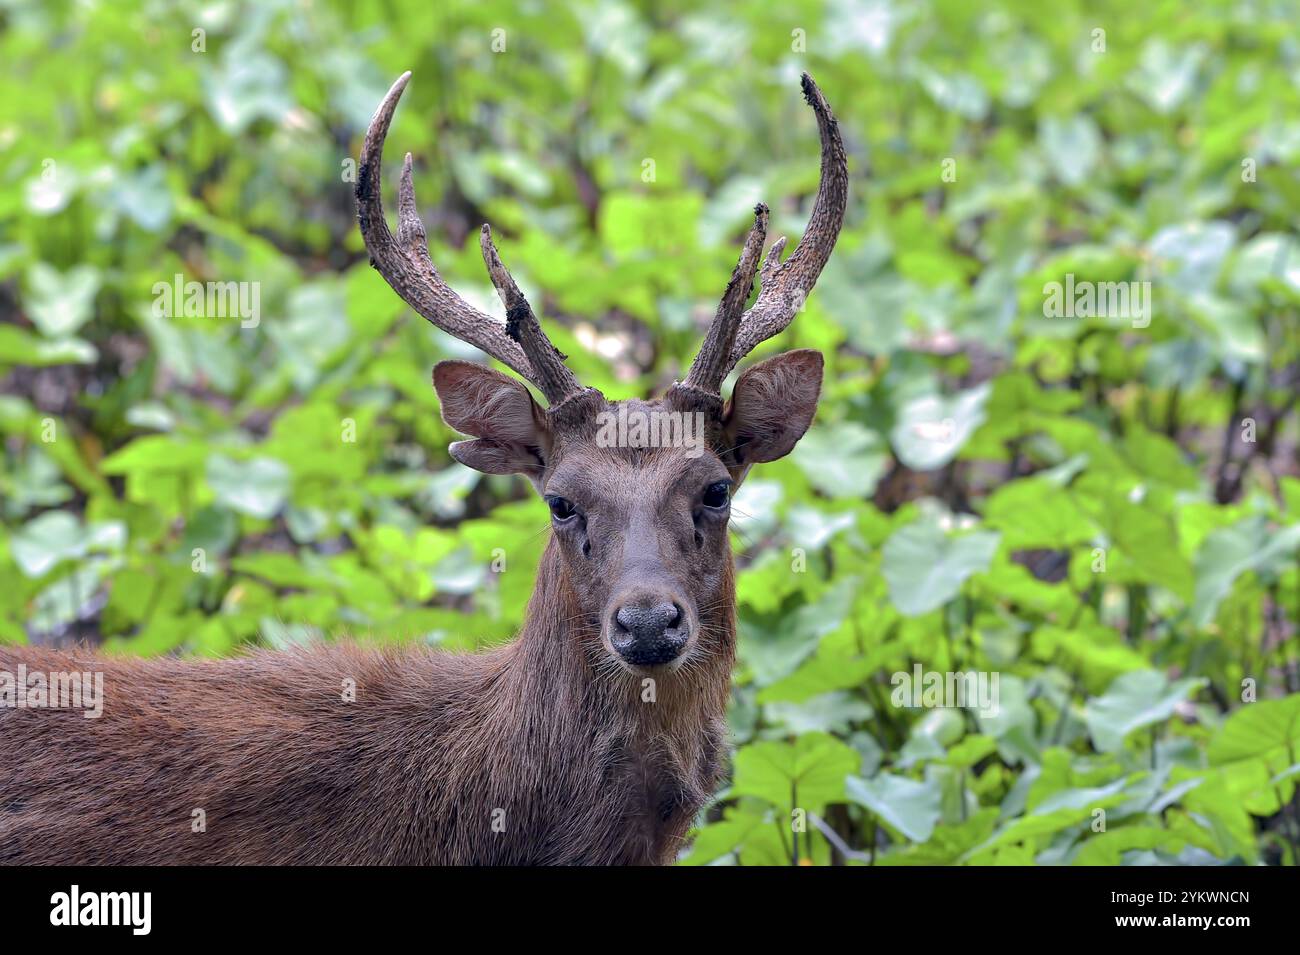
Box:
433, 361, 552, 483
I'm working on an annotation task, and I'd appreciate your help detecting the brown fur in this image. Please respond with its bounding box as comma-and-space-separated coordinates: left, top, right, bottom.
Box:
0, 539, 734, 865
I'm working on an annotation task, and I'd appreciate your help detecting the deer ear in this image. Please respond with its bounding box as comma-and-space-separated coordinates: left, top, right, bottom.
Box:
722, 350, 822, 470
433, 361, 551, 480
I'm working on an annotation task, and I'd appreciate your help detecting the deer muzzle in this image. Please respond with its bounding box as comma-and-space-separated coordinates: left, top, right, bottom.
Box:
609, 598, 690, 667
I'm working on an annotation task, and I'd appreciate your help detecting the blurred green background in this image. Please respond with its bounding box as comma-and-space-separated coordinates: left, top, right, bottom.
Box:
2, 0, 1300, 865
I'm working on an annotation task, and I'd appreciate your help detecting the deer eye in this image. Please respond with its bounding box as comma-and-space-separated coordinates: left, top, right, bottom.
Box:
702, 481, 731, 509
546, 496, 578, 522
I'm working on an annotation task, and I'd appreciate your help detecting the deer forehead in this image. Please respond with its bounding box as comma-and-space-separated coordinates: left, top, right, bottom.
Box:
544, 440, 728, 509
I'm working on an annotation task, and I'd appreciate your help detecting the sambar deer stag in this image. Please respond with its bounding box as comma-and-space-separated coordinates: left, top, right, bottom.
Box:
0, 71, 847, 865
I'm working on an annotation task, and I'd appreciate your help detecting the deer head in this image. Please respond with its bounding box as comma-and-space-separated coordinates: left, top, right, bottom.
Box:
357, 71, 846, 674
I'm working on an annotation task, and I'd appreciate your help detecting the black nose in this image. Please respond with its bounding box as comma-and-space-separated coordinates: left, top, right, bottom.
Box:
611, 601, 687, 666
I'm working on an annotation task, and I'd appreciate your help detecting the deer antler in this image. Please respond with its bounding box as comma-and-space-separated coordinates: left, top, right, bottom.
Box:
681, 72, 848, 396
682, 204, 768, 394
356, 72, 585, 406
478, 224, 583, 404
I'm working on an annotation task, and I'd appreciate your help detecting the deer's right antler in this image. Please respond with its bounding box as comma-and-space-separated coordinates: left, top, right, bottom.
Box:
356, 72, 585, 407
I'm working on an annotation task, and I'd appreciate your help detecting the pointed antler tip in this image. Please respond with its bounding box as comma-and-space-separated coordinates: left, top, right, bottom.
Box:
386, 72, 412, 101
478, 226, 499, 268
479, 225, 499, 261
799, 72, 829, 112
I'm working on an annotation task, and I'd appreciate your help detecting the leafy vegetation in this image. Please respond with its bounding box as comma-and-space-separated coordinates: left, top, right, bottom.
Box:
2, 0, 1299, 865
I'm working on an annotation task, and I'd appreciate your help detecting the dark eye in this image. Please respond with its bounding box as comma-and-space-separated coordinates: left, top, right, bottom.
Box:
547, 496, 578, 522
702, 481, 731, 509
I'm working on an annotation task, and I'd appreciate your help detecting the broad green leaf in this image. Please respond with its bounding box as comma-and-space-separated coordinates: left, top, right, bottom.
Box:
1192, 517, 1300, 626
845, 772, 943, 843
1039, 115, 1101, 187
206, 454, 290, 519
882, 517, 1000, 616
102, 436, 210, 475
680, 808, 769, 866
24, 262, 100, 337
793, 421, 888, 497
891, 383, 990, 471
1073, 826, 1181, 866
731, 731, 859, 813
740, 576, 857, 685
1083, 670, 1206, 753
878, 808, 999, 865
10, 512, 125, 578
765, 691, 874, 735
0, 325, 97, 366
1209, 695, 1300, 768
983, 478, 1094, 550
967, 777, 1130, 859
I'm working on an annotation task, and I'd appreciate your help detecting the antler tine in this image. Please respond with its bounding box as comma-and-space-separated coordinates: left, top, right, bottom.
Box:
356, 72, 543, 389
682, 204, 769, 394
759, 235, 787, 288
722, 72, 848, 376
479, 225, 583, 405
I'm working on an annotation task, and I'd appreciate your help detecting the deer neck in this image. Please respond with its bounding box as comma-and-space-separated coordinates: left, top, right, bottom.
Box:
493, 538, 735, 857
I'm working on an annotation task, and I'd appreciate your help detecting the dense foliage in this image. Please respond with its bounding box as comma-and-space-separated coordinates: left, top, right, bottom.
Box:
2, 0, 1299, 865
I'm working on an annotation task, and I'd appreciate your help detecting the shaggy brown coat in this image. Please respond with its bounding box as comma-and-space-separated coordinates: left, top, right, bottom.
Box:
0, 540, 734, 865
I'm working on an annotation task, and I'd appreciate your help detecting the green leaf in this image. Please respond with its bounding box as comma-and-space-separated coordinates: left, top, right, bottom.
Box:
1119, 427, 1200, 490
1083, 670, 1206, 753
967, 777, 1131, 859
1079, 491, 1195, 600
740, 576, 857, 685
765, 691, 874, 735
1149, 221, 1235, 294
206, 454, 291, 519
882, 517, 1000, 616
24, 262, 100, 337
731, 731, 859, 813
845, 772, 943, 843
0, 325, 97, 366
793, 421, 888, 497
230, 553, 330, 591
102, 436, 210, 475
944, 735, 997, 769
1209, 695, 1300, 768
879, 809, 1000, 865
1039, 115, 1102, 187
983, 478, 1095, 550
891, 384, 990, 471
1032, 624, 1148, 693
1192, 517, 1300, 626
10, 511, 125, 578
680, 808, 769, 866
1074, 826, 1179, 865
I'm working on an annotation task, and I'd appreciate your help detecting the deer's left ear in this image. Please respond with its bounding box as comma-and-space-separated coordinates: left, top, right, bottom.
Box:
722, 349, 822, 472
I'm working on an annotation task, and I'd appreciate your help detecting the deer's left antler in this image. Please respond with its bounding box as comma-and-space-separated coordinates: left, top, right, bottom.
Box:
679, 72, 848, 398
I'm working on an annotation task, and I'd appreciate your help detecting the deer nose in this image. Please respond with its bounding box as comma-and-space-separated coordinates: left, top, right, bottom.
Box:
611, 601, 687, 666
